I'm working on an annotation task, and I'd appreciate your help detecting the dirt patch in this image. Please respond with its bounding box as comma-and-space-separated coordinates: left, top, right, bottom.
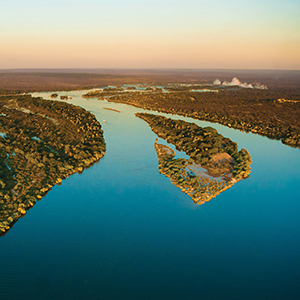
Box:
210, 152, 235, 164
154, 143, 175, 158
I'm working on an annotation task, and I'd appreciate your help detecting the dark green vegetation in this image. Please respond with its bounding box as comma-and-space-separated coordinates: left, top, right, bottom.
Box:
0, 94, 106, 235
82, 89, 125, 100
50, 93, 58, 98
136, 113, 252, 204
109, 88, 300, 148
60, 95, 71, 100
1, 70, 300, 148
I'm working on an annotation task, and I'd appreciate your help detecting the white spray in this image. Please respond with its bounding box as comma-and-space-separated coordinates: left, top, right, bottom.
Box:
213, 77, 267, 89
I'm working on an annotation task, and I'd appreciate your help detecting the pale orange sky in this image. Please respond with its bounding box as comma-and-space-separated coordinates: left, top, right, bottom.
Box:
1, 0, 299, 70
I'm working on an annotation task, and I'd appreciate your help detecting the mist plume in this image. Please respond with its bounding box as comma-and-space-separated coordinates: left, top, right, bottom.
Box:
213, 77, 267, 89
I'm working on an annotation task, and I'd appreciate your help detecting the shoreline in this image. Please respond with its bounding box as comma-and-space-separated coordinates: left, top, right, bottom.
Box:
0, 94, 106, 235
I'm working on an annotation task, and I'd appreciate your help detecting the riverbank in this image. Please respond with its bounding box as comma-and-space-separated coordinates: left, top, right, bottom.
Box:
108, 89, 300, 149
137, 113, 252, 204
0, 94, 106, 235
1, 70, 299, 148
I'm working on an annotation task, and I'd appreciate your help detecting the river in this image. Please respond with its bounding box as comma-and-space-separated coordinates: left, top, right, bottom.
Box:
0, 89, 299, 300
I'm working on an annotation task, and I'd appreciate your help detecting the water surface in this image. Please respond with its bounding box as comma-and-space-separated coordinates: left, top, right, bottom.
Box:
0, 90, 299, 300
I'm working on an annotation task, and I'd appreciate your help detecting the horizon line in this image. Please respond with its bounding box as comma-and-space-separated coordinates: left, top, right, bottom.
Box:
1, 67, 300, 72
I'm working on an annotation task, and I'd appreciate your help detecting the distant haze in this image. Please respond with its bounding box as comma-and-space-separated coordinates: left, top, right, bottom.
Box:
1, 0, 299, 70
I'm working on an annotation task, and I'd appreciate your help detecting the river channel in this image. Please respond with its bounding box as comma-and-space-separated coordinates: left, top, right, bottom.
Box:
0, 89, 299, 300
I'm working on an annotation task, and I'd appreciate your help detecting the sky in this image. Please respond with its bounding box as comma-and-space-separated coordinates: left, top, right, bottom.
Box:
0, 0, 299, 70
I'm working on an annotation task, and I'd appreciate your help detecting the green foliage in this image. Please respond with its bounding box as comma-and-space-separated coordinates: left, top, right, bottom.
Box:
138, 113, 252, 205
107, 88, 300, 148
136, 113, 243, 166
0, 94, 106, 235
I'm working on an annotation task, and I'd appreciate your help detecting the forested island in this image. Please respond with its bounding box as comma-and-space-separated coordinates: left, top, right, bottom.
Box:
0, 94, 106, 235
1, 70, 299, 149
87, 85, 300, 148
0, 70, 299, 228
136, 113, 252, 204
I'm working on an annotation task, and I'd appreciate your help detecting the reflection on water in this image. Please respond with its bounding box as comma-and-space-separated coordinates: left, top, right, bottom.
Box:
0, 95, 106, 235
0, 89, 299, 300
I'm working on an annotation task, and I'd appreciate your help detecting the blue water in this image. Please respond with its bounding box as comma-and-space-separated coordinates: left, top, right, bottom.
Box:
0, 90, 299, 300
0, 132, 7, 139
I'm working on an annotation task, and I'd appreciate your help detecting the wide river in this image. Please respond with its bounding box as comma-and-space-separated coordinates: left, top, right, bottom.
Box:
1, 90, 300, 300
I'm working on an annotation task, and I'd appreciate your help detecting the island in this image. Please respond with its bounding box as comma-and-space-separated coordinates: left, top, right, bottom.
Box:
0, 94, 106, 235
50, 93, 58, 98
136, 113, 252, 204
1, 69, 299, 150
82, 89, 124, 99
96, 83, 300, 148
60, 95, 72, 100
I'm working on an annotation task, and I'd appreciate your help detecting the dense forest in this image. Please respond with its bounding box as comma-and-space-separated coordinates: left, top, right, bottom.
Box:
136, 113, 252, 204
107, 87, 300, 148
1, 70, 300, 147
0, 95, 106, 235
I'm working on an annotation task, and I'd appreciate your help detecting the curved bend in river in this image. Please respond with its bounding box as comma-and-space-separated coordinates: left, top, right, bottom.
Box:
0, 95, 106, 235
136, 113, 252, 205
